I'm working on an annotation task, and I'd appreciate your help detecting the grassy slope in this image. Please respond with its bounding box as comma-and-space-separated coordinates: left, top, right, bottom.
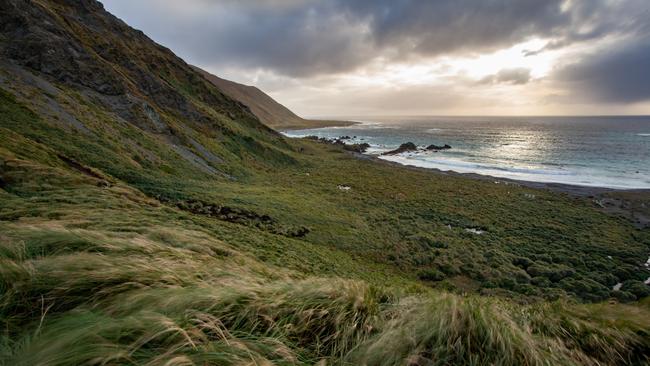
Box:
1, 77, 650, 365
0, 0, 649, 364
194, 66, 355, 130
1, 152, 649, 366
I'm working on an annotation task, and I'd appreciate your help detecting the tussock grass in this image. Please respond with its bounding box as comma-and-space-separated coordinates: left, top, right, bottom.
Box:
526, 301, 650, 364
0, 219, 384, 364
4, 277, 383, 365
1, 219, 647, 365
350, 294, 558, 365
349, 294, 650, 365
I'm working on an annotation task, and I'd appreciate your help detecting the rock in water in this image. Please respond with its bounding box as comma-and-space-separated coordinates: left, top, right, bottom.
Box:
382, 142, 418, 155
426, 144, 452, 151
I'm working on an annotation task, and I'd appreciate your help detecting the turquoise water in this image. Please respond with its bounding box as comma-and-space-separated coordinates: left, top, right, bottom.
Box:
284, 116, 650, 189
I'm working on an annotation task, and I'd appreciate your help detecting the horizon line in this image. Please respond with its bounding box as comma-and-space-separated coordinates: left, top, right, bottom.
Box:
305, 114, 650, 120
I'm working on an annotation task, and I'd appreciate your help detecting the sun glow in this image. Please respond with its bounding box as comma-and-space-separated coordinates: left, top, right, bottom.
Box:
444, 39, 557, 79
332, 38, 559, 89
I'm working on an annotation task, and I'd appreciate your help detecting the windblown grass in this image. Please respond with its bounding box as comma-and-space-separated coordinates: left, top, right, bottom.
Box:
350, 294, 650, 365
1, 213, 648, 365
6, 279, 382, 365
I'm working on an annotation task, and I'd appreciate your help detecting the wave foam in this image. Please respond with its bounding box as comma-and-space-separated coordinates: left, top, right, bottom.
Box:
379, 154, 649, 189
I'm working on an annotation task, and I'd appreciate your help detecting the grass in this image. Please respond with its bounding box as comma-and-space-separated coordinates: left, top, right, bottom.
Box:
1, 129, 649, 365
1, 215, 648, 365
1, 201, 648, 365
2, 69, 648, 303
351, 295, 650, 365
1, 80, 650, 363
1, 2, 649, 361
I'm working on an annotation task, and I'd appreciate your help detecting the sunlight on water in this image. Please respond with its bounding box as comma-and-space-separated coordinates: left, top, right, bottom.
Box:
285, 116, 650, 188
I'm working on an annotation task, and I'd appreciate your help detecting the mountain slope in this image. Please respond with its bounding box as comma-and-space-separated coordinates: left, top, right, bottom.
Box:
193, 66, 305, 128
1, 0, 650, 365
0, 0, 295, 183
194, 66, 354, 130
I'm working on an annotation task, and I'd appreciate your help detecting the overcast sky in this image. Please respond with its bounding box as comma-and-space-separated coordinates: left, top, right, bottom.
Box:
101, 0, 650, 117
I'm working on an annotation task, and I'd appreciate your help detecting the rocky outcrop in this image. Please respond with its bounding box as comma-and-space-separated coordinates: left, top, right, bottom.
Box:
382, 142, 417, 155
1, 0, 126, 96
303, 136, 370, 153
162, 197, 310, 238
426, 144, 452, 151
344, 143, 371, 153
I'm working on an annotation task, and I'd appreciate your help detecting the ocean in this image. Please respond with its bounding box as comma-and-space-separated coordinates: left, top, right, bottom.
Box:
284, 116, 650, 189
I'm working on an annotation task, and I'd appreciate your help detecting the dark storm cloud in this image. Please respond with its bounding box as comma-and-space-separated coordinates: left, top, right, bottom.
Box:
101, 0, 374, 77
525, 0, 650, 55
101, 0, 647, 78
335, 0, 568, 55
554, 37, 650, 103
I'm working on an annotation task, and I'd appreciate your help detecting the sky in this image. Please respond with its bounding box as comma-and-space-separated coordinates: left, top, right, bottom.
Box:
100, 0, 650, 117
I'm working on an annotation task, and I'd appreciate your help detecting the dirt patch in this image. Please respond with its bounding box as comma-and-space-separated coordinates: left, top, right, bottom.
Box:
594, 191, 650, 229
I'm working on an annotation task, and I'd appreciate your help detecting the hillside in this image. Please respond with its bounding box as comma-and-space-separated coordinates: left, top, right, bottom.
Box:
1, 0, 649, 365
194, 66, 354, 130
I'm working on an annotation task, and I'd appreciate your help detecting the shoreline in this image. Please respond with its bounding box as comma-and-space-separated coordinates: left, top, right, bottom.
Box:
279, 119, 359, 131
285, 121, 650, 230
353, 152, 650, 228
282, 124, 649, 192
283, 125, 650, 228
366, 153, 641, 196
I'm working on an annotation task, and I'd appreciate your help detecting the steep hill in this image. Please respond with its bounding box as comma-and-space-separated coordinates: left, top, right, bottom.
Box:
1, 0, 649, 365
0, 0, 295, 182
194, 66, 354, 130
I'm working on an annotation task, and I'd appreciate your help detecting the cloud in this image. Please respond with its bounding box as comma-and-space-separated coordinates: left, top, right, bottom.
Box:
553, 36, 650, 103
336, 0, 568, 56
527, 0, 649, 56
100, 0, 648, 78
480, 68, 532, 85
99, 0, 650, 115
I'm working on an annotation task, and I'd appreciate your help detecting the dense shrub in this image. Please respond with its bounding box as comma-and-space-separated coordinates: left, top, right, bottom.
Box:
559, 278, 610, 302
622, 280, 650, 299
512, 256, 532, 269
409, 234, 448, 249
526, 263, 575, 282
417, 269, 445, 282
611, 290, 637, 303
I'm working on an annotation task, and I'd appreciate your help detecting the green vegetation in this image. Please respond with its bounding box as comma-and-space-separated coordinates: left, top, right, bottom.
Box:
1, 155, 649, 365
0, 0, 649, 363
2, 81, 650, 364
2, 86, 647, 304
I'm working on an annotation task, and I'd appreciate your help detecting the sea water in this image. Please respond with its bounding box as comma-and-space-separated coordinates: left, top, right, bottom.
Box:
284, 116, 650, 189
